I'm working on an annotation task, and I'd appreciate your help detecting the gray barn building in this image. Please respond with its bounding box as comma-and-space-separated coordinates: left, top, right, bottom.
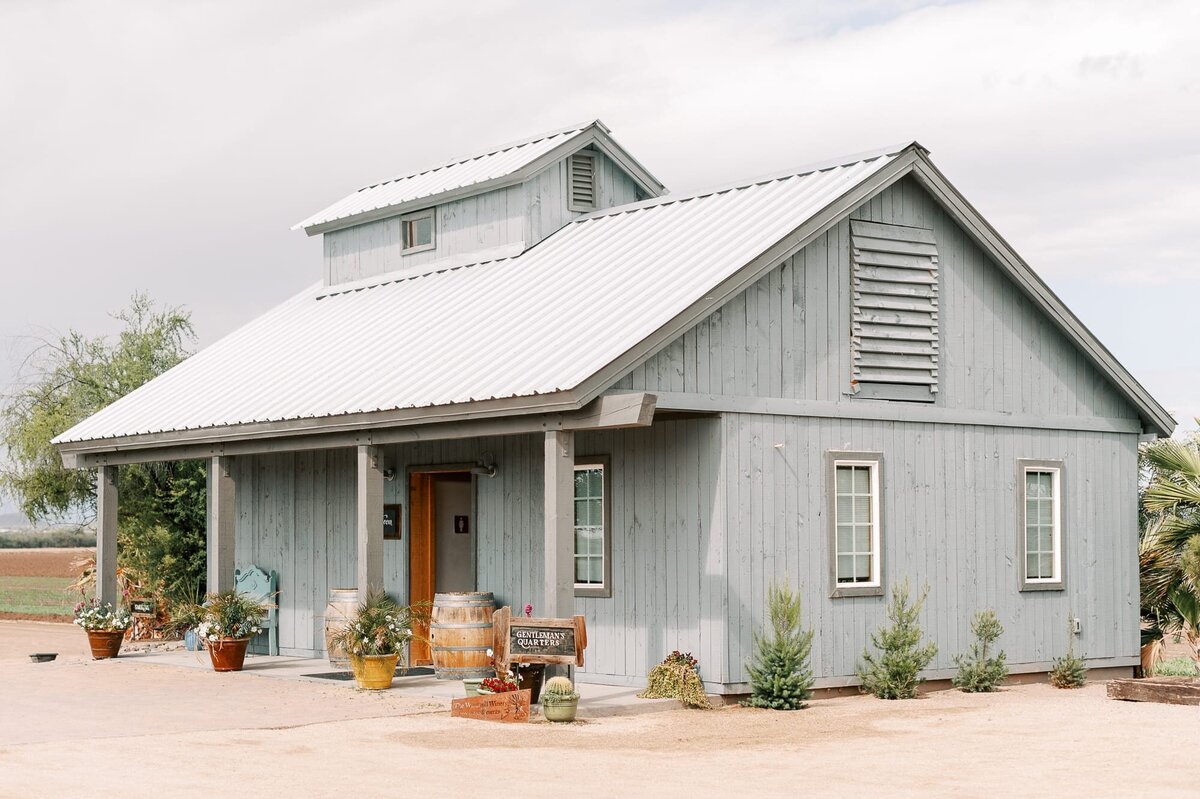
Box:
56, 120, 1173, 692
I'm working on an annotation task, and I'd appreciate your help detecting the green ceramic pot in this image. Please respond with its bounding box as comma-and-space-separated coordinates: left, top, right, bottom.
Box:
463, 678, 484, 695
542, 695, 579, 722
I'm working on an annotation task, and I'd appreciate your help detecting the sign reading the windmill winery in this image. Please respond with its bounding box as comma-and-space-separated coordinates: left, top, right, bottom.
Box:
492, 607, 587, 669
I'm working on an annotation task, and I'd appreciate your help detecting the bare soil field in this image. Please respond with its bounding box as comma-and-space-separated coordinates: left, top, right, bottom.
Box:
0, 547, 88, 621
0, 621, 1197, 798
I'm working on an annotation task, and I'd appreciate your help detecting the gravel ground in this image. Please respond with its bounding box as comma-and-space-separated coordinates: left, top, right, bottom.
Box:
1, 620, 1196, 798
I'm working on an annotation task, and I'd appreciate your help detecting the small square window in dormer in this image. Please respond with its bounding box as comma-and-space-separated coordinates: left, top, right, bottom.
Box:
401, 210, 435, 254
568, 152, 596, 212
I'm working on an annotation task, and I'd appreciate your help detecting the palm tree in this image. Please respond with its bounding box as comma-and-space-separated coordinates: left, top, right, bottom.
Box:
1140, 435, 1200, 669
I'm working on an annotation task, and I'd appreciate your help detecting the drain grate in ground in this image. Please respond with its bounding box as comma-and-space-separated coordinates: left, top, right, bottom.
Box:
303, 666, 436, 681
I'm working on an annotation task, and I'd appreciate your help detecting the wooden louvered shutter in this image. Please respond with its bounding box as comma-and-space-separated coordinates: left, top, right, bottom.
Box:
850, 220, 939, 401
568, 152, 596, 212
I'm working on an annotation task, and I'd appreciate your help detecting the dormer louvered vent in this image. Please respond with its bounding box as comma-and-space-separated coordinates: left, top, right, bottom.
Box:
850, 220, 939, 402
568, 152, 596, 212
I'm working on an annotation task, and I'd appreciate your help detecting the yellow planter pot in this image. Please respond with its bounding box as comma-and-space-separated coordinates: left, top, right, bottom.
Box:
351, 653, 400, 690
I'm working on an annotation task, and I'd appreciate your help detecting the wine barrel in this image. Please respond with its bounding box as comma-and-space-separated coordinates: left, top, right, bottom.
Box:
431, 591, 495, 680
323, 588, 360, 668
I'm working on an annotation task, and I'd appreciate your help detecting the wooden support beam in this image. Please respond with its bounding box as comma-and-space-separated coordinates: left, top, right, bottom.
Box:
206, 455, 236, 594
543, 430, 575, 619
95, 465, 118, 607
356, 444, 384, 600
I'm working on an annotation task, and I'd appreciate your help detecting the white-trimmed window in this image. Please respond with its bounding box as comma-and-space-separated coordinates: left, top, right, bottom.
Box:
401, 209, 435, 253
574, 457, 611, 598
1020, 460, 1064, 590
828, 452, 883, 597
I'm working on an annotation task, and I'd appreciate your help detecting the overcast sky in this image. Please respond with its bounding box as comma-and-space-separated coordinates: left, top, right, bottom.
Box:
2, 0, 1198, 514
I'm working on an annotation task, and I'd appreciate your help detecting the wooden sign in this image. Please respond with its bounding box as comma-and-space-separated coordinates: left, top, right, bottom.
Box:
383, 504, 401, 540
493, 607, 587, 670
450, 688, 532, 723
130, 597, 157, 618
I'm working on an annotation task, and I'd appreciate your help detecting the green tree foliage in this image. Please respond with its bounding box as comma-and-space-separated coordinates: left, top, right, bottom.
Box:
952, 609, 1009, 692
857, 579, 938, 699
0, 294, 206, 604
1139, 434, 1200, 670
639, 651, 711, 709
742, 583, 814, 710
1048, 617, 1087, 689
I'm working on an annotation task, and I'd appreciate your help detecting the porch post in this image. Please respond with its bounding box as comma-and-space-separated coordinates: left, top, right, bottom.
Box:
95, 465, 118, 606
543, 430, 575, 618
356, 444, 384, 599
206, 455, 236, 594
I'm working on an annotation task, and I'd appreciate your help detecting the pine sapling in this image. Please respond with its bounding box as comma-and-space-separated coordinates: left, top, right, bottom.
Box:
742, 583, 815, 710
1049, 616, 1087, 689
952, 609, 1009, 692
857, 579, 938, 699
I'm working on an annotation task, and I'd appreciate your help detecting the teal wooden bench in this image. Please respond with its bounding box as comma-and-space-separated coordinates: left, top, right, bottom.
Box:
235, 565, 279, 656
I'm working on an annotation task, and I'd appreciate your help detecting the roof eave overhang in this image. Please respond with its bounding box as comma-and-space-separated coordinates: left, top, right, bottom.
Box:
57, 391, 658, 468
298, 124, 668, 237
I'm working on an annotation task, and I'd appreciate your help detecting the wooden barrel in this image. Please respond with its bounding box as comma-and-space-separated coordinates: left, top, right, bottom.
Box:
431, 591, 495, 680
323, 588, 360, 668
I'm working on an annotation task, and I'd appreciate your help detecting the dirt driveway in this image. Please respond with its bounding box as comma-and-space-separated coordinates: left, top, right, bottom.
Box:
0, 621, 1196, 798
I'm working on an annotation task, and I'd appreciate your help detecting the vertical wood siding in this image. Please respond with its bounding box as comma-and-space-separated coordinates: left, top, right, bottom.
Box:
324, 151, 642, 285
611, 175, 1137, 422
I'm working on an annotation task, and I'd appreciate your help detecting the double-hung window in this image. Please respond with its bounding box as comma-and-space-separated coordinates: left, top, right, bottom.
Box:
574, 457, 611, 598
828, 451, 883, 597
1020, 460, 1064, 590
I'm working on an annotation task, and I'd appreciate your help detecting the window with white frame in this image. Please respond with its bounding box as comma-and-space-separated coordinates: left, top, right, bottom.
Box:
828, 452, 883, 597
401, 209, 435, 253
573, 459, 611, 597
1021, 461, 1063, 589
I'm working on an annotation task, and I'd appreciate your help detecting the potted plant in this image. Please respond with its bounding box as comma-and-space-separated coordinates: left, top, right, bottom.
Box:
541, 675, 580, 722
477, 674, 519, 695
190, 590, 268, 672
327, 590, 429, 690
73, 599, 132, 659
166, 600, 206, 651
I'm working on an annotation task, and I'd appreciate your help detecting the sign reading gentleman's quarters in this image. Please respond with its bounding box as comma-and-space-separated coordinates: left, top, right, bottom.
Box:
383, 504, 401, 540
492, 607, 587, 670
130, 598, 157, 618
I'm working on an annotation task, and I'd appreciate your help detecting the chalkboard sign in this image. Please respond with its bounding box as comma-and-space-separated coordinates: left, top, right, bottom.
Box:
383, 504, 401, 540
130, 597, 157, 618
493, 608, 587, 669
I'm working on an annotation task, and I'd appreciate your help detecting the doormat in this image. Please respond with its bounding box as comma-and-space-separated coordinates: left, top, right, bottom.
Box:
303, 666, 436, 681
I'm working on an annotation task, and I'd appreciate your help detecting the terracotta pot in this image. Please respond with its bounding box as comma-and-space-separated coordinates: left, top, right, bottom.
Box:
350, 653, 399, 690
86, 629, 125, 660
207, 637, 251, 672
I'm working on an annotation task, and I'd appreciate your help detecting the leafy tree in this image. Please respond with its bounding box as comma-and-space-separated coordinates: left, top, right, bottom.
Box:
857, 579, 938, 699
952, 609, 1009, 692
0, 294, 207, 604
742, 583, 815, 710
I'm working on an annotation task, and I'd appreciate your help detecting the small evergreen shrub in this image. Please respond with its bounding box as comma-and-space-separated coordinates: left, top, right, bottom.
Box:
1049, 618, 1087, 689
952, 609, 1009, 692
857, 579, 938, 699
742, 583, 814, 710
639, 650, 711, 709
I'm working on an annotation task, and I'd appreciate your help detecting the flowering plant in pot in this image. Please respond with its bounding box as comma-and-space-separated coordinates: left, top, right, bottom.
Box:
478, 674, 519, 695
327, 590, 430, 690
73, 599, 132, 659
188, 591, 268, 672
541, 676, 580, 722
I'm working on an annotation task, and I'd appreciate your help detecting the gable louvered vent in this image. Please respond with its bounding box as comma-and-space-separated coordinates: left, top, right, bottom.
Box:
568, 152, 596, 212
850, 220, 939, 402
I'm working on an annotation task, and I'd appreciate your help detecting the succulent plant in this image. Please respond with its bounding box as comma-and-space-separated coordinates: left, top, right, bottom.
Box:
542, 675, 579, 703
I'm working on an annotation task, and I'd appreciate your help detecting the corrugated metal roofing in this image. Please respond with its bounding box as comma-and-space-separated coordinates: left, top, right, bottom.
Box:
294, 121, 597, 232
56, 148, 904, 445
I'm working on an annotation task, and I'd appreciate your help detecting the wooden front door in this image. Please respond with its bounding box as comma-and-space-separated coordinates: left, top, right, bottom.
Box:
408, 470, 474, 665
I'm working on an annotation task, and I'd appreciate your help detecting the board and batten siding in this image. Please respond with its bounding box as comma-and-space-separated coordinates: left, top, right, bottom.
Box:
610, 175, 1137, 423
718, 414, 1140, 687
323, 149, 642, 286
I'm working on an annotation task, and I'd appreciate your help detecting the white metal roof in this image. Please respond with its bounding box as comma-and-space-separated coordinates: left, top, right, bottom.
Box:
293, 120, 665, 234
56, 147, 904, 445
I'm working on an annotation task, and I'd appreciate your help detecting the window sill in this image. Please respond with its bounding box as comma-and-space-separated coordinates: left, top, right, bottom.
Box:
574, 585, 610, 599
1020, 581, 1065, 593
401, 243, 436, 256
830, 584, 883, 599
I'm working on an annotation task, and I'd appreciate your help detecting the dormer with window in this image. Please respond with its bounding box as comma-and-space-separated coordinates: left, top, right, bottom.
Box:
296, 120, 666, 287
